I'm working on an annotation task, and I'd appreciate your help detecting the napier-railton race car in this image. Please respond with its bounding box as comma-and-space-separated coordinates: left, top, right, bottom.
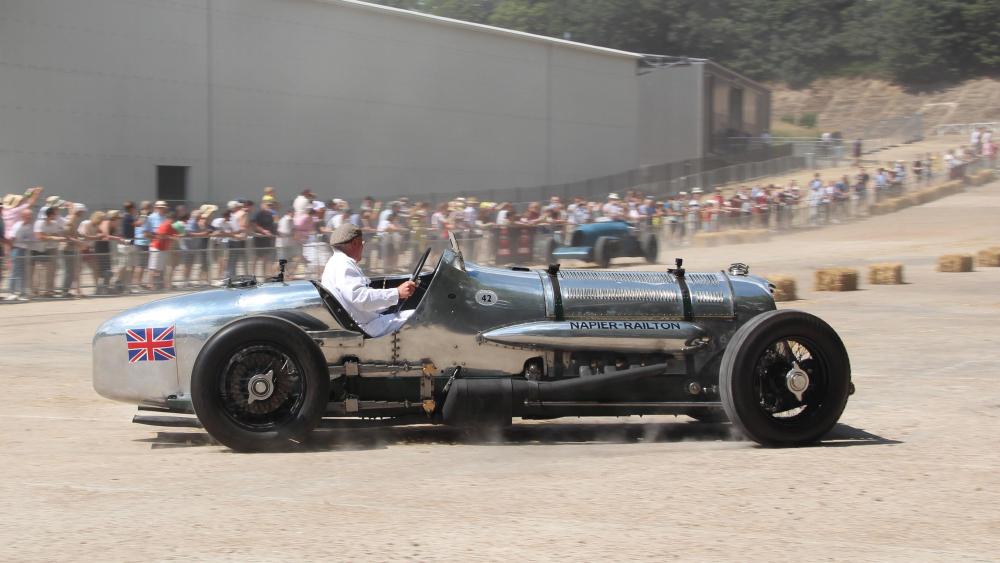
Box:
93, 234, 853, 451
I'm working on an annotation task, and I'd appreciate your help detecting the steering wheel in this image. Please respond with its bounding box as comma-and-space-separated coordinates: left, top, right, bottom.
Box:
396, 246, 432, 313
410, 246, 432, 283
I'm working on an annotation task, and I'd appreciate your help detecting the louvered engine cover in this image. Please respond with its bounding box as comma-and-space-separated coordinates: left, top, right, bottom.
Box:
557, 269, 734, 320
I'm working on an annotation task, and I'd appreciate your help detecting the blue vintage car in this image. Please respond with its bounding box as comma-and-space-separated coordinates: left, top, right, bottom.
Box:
549, 220, 659, 267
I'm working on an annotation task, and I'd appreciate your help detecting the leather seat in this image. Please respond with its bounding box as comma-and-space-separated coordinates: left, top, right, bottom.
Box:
310, 281, 371, 338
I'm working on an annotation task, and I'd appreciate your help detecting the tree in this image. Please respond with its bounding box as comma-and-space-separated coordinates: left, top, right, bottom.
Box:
364, 0, 999, 88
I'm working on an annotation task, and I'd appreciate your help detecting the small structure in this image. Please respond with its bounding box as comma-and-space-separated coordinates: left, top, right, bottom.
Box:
814, 268, 859, 291
937, 254, 974, 272
766, 275, 797, 301
868, 263, 904, 284
976, 248, 1000, 267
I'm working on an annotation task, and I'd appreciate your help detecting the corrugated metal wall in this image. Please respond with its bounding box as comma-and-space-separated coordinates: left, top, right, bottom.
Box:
0, 0, 645, 206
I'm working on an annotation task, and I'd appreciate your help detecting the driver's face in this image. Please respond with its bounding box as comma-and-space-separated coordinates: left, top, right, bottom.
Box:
347, 236, 364, 262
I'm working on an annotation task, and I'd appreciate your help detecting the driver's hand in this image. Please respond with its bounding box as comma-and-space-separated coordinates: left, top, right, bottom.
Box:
397, 281, 417, 300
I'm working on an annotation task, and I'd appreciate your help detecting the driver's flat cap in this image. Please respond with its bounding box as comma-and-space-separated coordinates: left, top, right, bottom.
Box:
329, 223, 362, 245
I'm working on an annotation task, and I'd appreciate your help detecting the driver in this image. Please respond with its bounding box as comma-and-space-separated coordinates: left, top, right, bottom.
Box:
321, 223, 417, 337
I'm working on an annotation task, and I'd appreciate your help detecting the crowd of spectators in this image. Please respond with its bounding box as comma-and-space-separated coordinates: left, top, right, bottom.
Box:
0, 137, 995, 301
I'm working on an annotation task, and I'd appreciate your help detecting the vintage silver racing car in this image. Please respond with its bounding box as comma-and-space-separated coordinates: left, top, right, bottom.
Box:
93, 234, 853, 451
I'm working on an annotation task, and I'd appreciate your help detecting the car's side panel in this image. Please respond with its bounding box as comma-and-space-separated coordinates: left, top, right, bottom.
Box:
93, 282, 341, 403
394, 252, 546, 376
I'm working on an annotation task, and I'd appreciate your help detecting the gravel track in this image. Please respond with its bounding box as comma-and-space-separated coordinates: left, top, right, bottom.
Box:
1, 181, 998, 561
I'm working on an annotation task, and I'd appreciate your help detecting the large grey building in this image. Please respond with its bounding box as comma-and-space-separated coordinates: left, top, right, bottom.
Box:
0, 0, 769, 207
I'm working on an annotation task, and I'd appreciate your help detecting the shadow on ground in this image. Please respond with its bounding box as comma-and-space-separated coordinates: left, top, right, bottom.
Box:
135, 419, 900, 452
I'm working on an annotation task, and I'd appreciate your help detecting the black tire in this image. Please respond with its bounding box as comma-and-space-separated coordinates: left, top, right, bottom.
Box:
191, 316, 330, 452
593, 236, 612, 268
640, 232, 658, 263
720, 309, 851, 446
688, 409, 729, 423
545, 237, 559, 265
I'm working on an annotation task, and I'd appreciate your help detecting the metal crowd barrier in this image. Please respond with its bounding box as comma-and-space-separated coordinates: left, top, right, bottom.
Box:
933, 122, 999, 136
2, 164, 993, 302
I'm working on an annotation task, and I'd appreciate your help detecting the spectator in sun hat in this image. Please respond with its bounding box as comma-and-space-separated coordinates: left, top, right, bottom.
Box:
225, 199, 250, 280
34, 205, 66, 297
293, 189, 313, 213
601, 193, 623, 221
148, 209, 178, 289
4, 187, 43, 240
142, 201, 168, 284
567, 196, 590, 225
38, 194, 66, 220
49, 201, 80, 297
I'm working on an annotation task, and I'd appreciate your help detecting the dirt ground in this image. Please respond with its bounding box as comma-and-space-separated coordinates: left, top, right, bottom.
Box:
1, 181, 999, 562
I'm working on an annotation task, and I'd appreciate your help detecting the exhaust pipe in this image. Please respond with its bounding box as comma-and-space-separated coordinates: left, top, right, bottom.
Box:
441, 363, 669, 426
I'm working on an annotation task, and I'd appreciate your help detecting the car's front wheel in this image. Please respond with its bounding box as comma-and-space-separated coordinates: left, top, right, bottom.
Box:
720, 310, 851, 446
191, 316, 330, 452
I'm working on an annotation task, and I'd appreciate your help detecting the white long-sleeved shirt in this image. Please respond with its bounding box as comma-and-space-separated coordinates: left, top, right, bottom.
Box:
320, 250, 411, 337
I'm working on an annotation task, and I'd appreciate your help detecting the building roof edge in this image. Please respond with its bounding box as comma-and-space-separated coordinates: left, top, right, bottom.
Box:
316, 0, 643, 60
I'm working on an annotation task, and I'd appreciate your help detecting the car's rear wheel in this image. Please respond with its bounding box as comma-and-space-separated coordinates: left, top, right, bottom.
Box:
720, 310, 851, 446
593, 236, 612, 268
640, 232, 658, 263
191, 316, 330, 452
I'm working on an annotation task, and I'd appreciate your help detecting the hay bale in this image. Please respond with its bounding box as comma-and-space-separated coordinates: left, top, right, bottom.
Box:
913, 190, 934, 205
766, 275, 797, 302
868, 263, 904, 284
924, 188, 943, 202
973, 169, 996, 186
868, 202, 888, 216
814, 268, 859, 291
940, 181, 965, 196
884, 199, 904, 213
937, 254, 974, 272
976, 247, 1000, 267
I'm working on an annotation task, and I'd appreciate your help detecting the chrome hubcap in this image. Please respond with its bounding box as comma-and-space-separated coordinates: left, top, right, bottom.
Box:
247, 370, 274, 404
785, 362, 810, 402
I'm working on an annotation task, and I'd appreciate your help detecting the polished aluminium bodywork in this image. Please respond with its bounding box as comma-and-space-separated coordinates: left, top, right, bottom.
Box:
93, 246, 776, 418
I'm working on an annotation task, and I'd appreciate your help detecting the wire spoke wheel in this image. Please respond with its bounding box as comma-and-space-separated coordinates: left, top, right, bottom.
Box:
754, 338, 823, 420
191, 317, 330, 452
720, 310, 851, 446
219, 345, 306, 432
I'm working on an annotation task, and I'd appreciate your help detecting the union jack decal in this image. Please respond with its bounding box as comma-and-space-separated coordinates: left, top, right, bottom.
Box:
126, 326, 176, 363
